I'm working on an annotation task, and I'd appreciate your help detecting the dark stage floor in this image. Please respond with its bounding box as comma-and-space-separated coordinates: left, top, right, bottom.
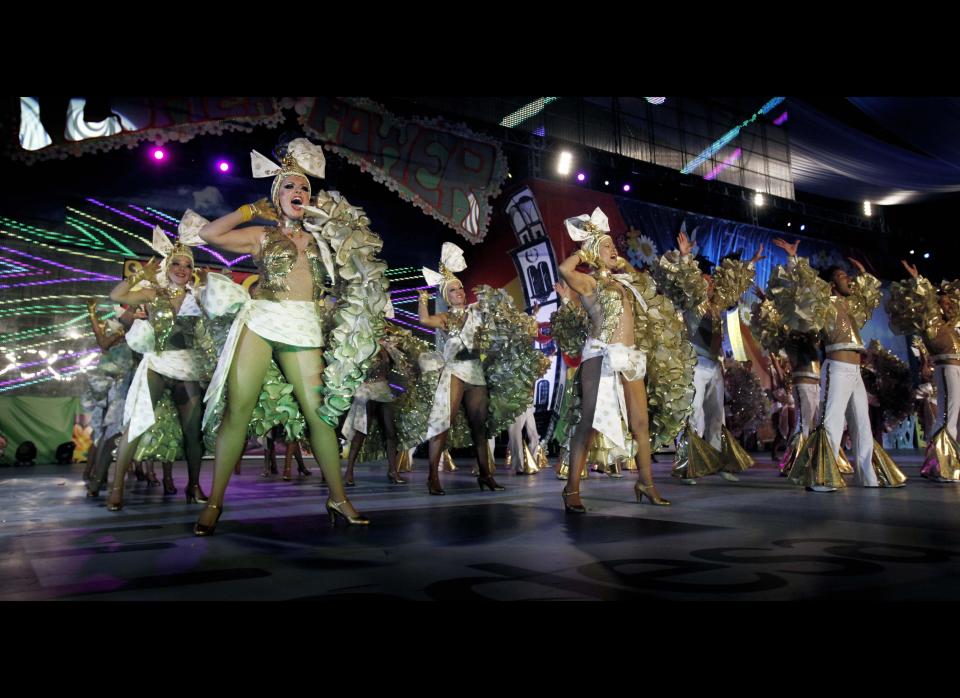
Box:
1, 452, 958, 601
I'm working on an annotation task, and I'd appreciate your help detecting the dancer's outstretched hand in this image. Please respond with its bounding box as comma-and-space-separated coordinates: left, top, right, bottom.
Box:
900, 259, 919, 278
772, 238, 800, 257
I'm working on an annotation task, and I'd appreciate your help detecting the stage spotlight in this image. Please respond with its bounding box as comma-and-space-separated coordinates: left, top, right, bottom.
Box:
604, 180, 610, 186
217, 160, 231, 173
924, 252, 931, 259
151, 148, 166, 162
787, 222, 791, 227
754, 191, 764, 207
55, 442, 75, 465
557, 151, 573, 175
910, 249, 915, 255
576, 173, 586, 182
623, 184, 631, 192
800, 224, 806, 231
863, 201, 872, 216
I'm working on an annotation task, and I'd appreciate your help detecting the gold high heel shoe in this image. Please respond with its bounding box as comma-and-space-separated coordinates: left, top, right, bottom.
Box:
185, 483, 208, 504
193, 503, 222, 536
634, 482, 671, 506
106, 485, 124, 511
561, 487, 586, 514
326, 498, 370, 526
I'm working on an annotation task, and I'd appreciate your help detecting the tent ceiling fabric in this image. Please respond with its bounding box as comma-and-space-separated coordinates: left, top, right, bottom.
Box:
788, 97, 960, 206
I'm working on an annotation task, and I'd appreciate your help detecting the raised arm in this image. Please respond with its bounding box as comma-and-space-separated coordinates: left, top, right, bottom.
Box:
198, 199, 271, 255
554, 280, 581, 310
86, 299, 125, 350
558, 250, 597, 298
417, 290, 448, 329
110, 258, 160, 306
901, 259, 920, 280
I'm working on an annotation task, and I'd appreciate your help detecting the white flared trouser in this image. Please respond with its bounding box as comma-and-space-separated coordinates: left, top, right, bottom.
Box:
932, 364, 960, 440
820, 359, 877, 486
794, 383, 820, 438
507, 405, 540, 465
691, 356, 724, 450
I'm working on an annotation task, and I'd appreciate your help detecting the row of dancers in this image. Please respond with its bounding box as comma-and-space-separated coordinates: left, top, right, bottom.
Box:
80, 135, 959, 538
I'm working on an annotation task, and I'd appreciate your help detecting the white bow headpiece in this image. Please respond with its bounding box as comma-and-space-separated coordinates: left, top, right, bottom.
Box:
250, 138, 327, 180
564, 207, 610, 242
422, 242, 467, 299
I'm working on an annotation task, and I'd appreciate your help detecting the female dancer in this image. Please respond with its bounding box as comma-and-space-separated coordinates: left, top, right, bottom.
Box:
559, 208, 686, 512
343, 304, 410, 486
192, 138, 387, 533
416, 243, 502, 495
100, 231, 207, 510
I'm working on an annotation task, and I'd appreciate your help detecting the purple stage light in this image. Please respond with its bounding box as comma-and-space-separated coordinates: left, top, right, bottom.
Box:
218, 161, 231, 173
577, 173, 586, 182
151, 148, 166, 161
622, 184, 631, 192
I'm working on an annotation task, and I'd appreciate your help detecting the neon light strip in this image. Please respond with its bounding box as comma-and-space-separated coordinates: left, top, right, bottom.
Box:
85, 198, 234, 267
0, 255, 47, 278
4, 348, 99, 374
0, 304, 95, 318
681, 97, 785, 175
0, 294, 109, 306
0, 215, 88, 248
387, 316, 434, 335
0, 315, 89, 343
3, 331, 95, 353
67, 206, 145, 245
500, 97, 560, 128
64, 213, 137, 257
388, 383, 406, 393
384, 275, 428, 283
0, 228, 123, 264
704, 147, 743, 181
0, 277, 113, 291
0, 363, 95, 392
63, 220, 108, 250
0, 245, 117, 280
129, 205, 175, 225
391, 284, 436, 293
0, 271, 51, 279
390, 296, 426, 305
0, 260, 32, 276
773, 111, 788, 126
145, 207, 181, 224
